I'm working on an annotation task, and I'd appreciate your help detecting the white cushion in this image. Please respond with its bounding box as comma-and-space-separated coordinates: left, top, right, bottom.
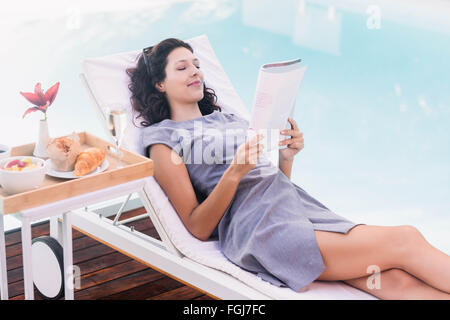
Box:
82, 34, 250, 156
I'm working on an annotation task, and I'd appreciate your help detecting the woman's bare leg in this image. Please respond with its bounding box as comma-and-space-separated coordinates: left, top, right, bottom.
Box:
400, 230, 450, 293
313, 225, 450, 293
343, 268, 450, 300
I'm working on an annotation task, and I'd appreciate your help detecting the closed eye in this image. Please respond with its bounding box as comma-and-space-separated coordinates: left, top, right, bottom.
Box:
178, 66, 200, 70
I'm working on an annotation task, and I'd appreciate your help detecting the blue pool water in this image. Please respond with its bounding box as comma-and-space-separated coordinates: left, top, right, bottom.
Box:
1, 0, 449, 253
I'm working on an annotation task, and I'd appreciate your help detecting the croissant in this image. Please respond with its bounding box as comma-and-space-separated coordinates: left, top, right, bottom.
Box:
73, 147, 106, 176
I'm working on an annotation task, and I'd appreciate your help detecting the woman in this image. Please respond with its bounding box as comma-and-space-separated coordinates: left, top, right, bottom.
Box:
127, 38, 450, 299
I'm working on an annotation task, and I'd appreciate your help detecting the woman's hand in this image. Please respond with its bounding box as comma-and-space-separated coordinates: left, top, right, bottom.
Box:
227, 133, 264, 180
279, 117, 304, 161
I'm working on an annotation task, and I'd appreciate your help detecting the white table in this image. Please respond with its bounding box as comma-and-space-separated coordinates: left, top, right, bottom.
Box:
0, 178, 152, 300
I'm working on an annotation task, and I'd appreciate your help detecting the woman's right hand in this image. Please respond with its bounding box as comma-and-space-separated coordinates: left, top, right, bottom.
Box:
227, 133, 265, 180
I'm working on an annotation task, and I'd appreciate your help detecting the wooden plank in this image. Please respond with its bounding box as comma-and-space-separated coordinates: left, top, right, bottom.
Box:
0, 132, 153, 214
101, 276, 184, 300
75, 269, 164, 300
73, 242, 117, 265
148, 286, 207, 300
6, 267, 25, 285
194, 295, 215, 300
76, 251, 132, 276
78, 259, 150, 291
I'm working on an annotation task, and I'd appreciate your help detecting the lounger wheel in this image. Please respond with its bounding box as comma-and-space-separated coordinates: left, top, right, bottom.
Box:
31, 236, 64, 300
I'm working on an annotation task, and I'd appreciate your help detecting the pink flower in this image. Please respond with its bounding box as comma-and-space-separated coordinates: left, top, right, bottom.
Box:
20, 82, 60, 119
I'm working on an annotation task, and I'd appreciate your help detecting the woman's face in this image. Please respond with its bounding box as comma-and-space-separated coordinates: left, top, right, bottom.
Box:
156, 46, 204, 105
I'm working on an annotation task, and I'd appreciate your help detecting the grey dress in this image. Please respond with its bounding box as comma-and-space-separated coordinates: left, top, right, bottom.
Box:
142, 110, 363, 291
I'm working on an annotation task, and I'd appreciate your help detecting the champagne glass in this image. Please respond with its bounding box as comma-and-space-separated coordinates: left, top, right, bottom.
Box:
104, 104, 128, 168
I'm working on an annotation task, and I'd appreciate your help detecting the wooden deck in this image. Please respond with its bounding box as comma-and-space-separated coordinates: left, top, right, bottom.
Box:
4, 207, 215, 300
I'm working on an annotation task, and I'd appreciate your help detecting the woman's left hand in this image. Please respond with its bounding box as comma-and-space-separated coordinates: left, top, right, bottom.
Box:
279, 117, 304, 161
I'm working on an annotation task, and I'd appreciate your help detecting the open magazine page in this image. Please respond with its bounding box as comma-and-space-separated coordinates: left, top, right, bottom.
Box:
249, 58, 307, 152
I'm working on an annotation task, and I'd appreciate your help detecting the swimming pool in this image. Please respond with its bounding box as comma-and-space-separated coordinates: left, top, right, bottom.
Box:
1, 0, 449, 254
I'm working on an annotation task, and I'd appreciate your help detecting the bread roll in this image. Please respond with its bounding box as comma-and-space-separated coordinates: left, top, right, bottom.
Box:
73, 147, 106, 176
46, 134, 81, 172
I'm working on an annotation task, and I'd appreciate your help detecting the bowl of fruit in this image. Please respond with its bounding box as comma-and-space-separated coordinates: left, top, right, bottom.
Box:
0, 144, 11, 160
0, 156, 47, 194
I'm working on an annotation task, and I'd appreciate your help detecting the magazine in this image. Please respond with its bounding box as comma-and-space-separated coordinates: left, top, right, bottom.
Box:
248, 58, 307, 152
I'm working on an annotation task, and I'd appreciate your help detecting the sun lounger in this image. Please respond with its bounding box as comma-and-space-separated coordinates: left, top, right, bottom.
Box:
78, 34, 377, 300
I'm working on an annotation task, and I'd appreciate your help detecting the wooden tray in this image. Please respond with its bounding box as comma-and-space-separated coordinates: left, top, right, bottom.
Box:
0, 132, 153, 214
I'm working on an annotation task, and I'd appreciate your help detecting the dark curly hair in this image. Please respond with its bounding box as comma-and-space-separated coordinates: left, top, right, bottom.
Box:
126, 38, 222, 127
